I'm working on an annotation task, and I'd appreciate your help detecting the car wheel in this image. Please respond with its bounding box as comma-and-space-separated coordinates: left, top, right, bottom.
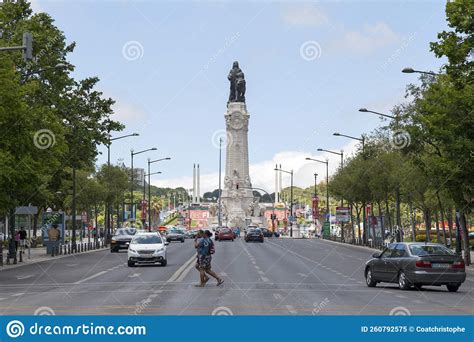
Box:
232, 239, 234, 242
446, 284, 460, 292
161, 259, 167, 267
365, 268, 377, 287
181, 239, 184, 243
398, 271, 411, 290
127, 260, 135, 267
110, 248, 115, 253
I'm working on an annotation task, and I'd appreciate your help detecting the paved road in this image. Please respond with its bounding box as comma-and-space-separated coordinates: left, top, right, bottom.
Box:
0, 238, 473, 315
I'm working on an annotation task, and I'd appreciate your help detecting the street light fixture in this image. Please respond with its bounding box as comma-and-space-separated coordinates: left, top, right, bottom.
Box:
130, 148, 157, 223
333, 132, 365, 152
274, 166, 294, 237
402, 67, 439, 76
143, 171, 162, 229
147, 157, 171, 229
358, 108, 396, 120
305, 158, 329, 225
105, 132, 139, 244
333, 132, 367, 245
22, 63, 68, 80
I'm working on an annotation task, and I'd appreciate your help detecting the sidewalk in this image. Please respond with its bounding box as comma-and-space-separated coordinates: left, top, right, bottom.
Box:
0, 242, 108, 271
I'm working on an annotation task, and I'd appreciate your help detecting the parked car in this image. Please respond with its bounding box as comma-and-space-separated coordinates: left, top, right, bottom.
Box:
166, 227, 185, 243
217, 227, 235, 241
365, 242, 466, 292
110, 228, 137, 252
261, 228, 280, 238
127, 232, 168, 267
245, 228, 264, 243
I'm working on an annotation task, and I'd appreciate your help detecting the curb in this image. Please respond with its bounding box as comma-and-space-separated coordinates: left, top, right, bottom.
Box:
0, 247, 108, 271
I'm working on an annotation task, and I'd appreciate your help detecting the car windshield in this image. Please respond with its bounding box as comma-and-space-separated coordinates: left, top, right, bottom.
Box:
409, 244, 455, 256
132, 235, 162, 244
221, 228, 231, 233
115, 228, 136, 236
169, 229, 183, 234
249, 229, 261, 233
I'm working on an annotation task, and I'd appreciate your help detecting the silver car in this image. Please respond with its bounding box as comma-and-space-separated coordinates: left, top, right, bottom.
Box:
365, 242, 466, 292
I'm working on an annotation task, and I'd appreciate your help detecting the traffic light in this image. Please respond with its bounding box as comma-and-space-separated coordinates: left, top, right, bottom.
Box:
22, 32, 33, 62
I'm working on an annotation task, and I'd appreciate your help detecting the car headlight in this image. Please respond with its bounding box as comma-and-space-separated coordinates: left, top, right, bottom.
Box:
129, 248, 137, 253
111, 238, 116, 243
155, 247, 164, 253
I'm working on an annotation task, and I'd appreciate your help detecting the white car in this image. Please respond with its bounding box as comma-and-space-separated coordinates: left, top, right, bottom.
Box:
127, 232, 168, 267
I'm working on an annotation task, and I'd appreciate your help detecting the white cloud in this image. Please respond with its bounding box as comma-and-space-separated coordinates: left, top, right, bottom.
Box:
282, 5, 329, 27
331, 22, 401, 55
153, 141, 360, 193
29, 0, 42, 12
111, 97, 149, 126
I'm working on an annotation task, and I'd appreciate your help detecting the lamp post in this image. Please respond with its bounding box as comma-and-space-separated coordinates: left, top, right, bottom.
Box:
358, 108, 396, 120
147, 157, 171, 229
105, 133, 139, 244
218, 138, 223, 228
401, 67, 440, 76
131, 148, 157, 224
274, 167, 293, 237
21, 63, 68, 83
305, 158, 329, 223
313, 173, 318, 197
143, 171, 162, 229
333, 132, 366, 244
317, 148, 345, 241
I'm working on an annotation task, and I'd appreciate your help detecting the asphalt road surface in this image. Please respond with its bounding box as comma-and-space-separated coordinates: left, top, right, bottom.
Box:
1, 238, 473, 315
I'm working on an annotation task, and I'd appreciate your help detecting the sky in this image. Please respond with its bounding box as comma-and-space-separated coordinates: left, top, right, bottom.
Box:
30, 0, 449, 194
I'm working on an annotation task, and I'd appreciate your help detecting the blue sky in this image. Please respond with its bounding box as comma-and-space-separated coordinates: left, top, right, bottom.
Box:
32, 0, 448, 193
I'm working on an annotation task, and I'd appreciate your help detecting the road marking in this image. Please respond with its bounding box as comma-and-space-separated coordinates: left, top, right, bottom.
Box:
258, 271, 265, 275
74, 271, 108, 285
65, 263, 78, 267
395, 295, 407, 299
11, 293, 25, 297
167, 254, 196, 283
149, 294, 159, 298
273, 293, 283, 300
285, 305, 297, 315
0, 298, 6, 301
16, 275, 33, 280
297, 273, 306, 277
128, 273, 141, 278
220, 272, 227, 277
261, 276, 269, 282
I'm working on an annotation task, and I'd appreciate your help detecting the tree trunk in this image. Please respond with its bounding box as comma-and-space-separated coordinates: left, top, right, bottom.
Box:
385, 198, 392, 233
377, 201, 384, 247
434, 211, 440, 243
355, 204, 361, 244
460, 211, 471, 266
447, 209, 454, 248
436, 192, 447, 246
423, 208, 431, 242
350, 203, 355, 244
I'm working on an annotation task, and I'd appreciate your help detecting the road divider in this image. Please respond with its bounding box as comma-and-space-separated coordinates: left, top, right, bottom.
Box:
167, 254, 196, 283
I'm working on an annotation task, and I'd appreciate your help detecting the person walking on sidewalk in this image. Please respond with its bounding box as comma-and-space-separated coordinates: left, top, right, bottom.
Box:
19, 227, 27, 251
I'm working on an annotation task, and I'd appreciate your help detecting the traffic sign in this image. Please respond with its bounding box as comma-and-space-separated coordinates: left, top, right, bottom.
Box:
336, 207, 350, 223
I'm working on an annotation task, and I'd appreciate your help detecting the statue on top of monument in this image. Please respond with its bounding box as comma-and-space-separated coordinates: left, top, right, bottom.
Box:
228, 61, 246, 104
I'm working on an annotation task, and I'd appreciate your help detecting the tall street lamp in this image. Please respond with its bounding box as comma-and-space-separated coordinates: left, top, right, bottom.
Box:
147, 157, 171, 229
274, 166, 294, 237
105, 133, 139, 244
358, 108, 396, 120
305, 158, 329, 223
218, 138, 223, 228
143, 171, 162, 229
333, 132, 366, 245
131, 148, 157, 223
402, 67, 440, 76
317, 148, 345, 241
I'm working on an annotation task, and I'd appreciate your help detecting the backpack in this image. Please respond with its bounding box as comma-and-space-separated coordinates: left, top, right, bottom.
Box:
208, 240, 215, 255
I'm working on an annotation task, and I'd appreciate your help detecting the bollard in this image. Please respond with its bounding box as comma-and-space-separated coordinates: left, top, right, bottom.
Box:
13, 253, 17, 264
19, 251, 23, 262
67, 244, 70, 254
0, 244, 3, 267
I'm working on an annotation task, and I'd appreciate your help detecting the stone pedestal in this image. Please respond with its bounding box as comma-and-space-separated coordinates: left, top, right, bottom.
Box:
220, 102, 254, 228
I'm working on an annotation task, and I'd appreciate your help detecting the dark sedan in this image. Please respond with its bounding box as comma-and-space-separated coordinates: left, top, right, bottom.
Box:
365, 242, 466, 292
166, 228, 185, 243
245, 228, 264, 243
261, 228, 280, 238
110, 228, 137, 252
